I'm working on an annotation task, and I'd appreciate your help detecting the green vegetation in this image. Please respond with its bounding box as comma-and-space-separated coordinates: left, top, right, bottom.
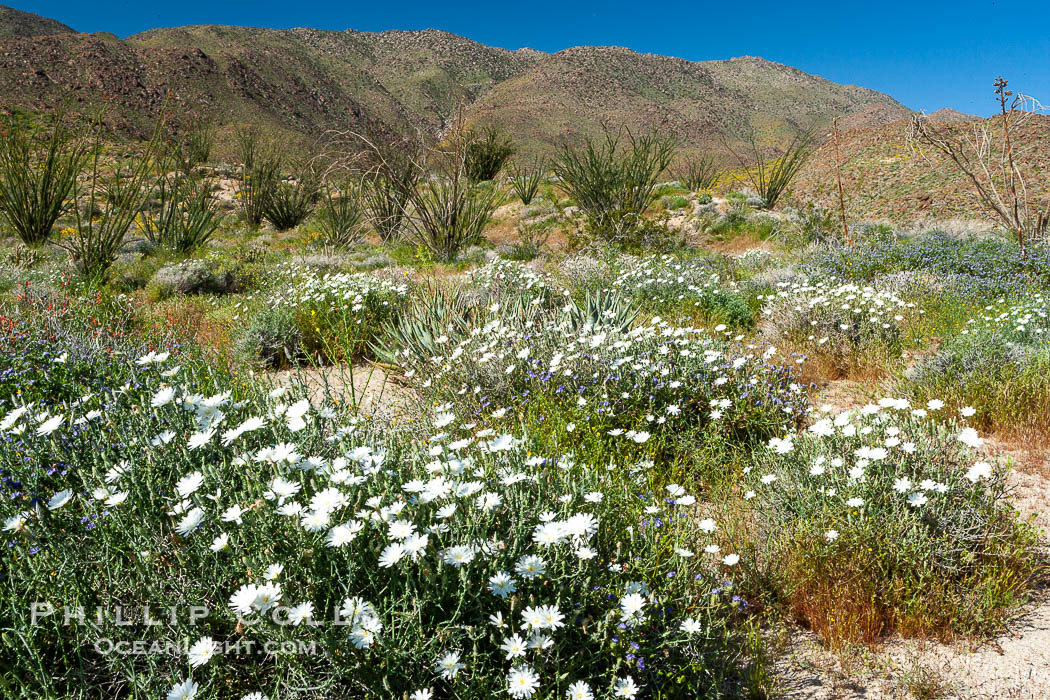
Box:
146, 147, 223, 253
675, 154, 720, 192
509, 158, 544, 205
464, 125, 515, 183
0, 113, 85, 247
725, 127, 816, 208
552, 126, 675, 245
1, 101, 1048, 699
261, 165, 321, 232
58, 117, 164, 279
315, 178, 368, 249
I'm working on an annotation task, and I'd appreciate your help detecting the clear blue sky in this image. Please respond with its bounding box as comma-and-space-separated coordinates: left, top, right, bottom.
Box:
14, 0, 1050, 115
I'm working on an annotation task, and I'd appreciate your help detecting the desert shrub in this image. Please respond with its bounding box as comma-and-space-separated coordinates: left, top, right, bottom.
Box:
353, 253, 395, 270
263, 167, 321, 231
731, 249, 775, 274
724, 127, 815, 209
464, 125, 515, 183
57, 119, 164, 280
787, 204, 838, 245
556, 254, 614, 291
675, 154, 720, 192
651, 182, 688, 199
0, 113, 85, 247
697, 191, 713, 205
552, 125, 675, 245
270, 269, 409, 363
316, 179, 367, 248
707, 206, 749, 237
109, 251, 171, 292
406, 177, 501, 261
694, 288, 755, 328
142, 166, 222, 253
296, 252, 349, 276
362, 176, 408, 242
898, 664, 956, 700
662, 195, 690, 210
519, 202, 557, 222
854, 221, 896, 243
740, 265, 797, 297
234, 127, 279, 228
0, 336, 770, 699
509, 159, 544, 205
902, 295, 1050, 437
5, 244, 48, 270
146, 259, 242, 300
235, 304, 305, 369
0, 266, 15, 293
744, 402, 1037, 647
611, 255, 756, 329
397, 127, 504, 262
759, 279, 918, 375
354, 130, 421, 243
508, 219, 550, 260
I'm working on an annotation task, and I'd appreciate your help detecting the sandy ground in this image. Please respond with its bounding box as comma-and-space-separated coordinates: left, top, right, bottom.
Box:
267, 363, 416, 418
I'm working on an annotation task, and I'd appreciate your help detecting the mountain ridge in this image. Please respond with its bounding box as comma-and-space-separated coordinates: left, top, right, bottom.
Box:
0, 6, 913, 156
0, 4, 74, 40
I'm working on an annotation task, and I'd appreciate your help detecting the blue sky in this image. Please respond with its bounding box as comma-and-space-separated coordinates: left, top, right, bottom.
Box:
16, 0, 1050, 115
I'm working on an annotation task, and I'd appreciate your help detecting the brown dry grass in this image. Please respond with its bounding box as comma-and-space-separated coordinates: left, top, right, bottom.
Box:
788, 565, 888, 651
778, 338, 895, 390
700, 231, 778, 256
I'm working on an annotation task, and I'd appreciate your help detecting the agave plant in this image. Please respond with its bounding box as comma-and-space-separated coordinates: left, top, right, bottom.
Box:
372, 286, 476, 366
564, 288, 639, 334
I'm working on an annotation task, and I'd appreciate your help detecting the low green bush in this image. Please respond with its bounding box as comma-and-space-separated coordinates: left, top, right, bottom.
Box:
759, 279, 917, 376
235, 303, 305, 369
902, 295, 1050, 438
663, 195, 690, 211
743, 403, 1037, 647
267, 269, 410, 364
611, 255, 756, 329
0, 329, 771, 699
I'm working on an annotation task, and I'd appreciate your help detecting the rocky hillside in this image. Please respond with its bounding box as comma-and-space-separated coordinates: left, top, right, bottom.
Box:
792, 114, 1050, 221
0, 5, 74, 40
0, 8, 911, 155
468, 50, 912, 156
